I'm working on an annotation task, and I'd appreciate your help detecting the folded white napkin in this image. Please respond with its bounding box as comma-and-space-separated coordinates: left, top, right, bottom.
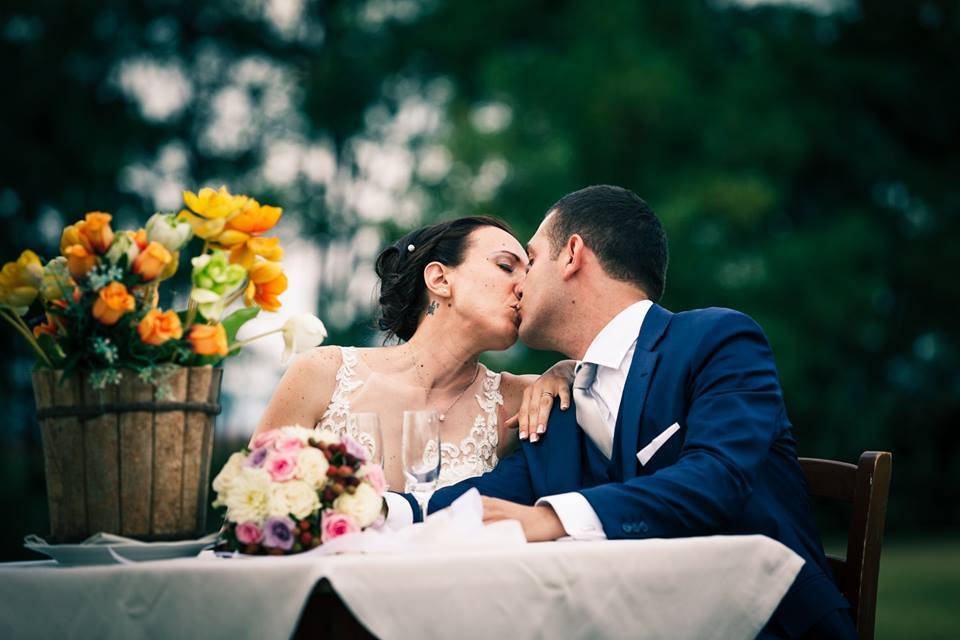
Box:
309, 488, 526, 556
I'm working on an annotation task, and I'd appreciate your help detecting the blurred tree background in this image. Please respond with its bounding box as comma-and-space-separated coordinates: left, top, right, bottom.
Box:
1, 0, 958, 628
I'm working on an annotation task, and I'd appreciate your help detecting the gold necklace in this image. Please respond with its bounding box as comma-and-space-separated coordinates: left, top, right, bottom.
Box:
432, 363, 481, 422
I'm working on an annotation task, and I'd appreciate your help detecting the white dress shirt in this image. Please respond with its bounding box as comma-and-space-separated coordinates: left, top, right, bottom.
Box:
536, 299, 652, 540
384, 299, 653, 535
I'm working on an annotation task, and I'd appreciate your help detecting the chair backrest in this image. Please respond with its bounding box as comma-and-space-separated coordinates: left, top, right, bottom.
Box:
799, 451, 892, 640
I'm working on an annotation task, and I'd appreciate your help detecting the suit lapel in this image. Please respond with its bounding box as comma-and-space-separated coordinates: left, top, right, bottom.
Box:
543, 404, 583, 494
617, 304, 672, 479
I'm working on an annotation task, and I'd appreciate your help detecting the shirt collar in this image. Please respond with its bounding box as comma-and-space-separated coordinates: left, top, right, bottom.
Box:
581, 300, 653, 370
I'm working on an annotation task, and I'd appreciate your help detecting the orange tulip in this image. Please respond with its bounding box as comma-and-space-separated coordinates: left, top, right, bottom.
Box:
225, 200, 282, 235
132, 229, 148, 251
92, 282, 136, 326
132, 241, 173, 281
64, 244, 97, 278
243, 260, 287, 312
188, 323, 228, 356
80, 212, 114, 254
138, 309, 183, 346
33, 314, 59, 338
229, 236, 284, 270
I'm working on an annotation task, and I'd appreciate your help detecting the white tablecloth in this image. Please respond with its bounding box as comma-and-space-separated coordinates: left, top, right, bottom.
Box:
0, 534, 802, 640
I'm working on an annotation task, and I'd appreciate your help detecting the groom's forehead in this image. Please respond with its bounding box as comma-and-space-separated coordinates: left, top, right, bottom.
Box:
527, 211, 557, 252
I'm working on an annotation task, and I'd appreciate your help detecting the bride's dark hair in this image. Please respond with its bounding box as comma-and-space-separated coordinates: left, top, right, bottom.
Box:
374, 215, 514, 341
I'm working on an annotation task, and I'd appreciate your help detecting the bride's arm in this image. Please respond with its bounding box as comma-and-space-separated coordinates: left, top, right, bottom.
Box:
249, 346, 342, 444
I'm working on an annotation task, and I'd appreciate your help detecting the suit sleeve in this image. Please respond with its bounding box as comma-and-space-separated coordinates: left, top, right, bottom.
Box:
580, 311, 786, 538
417, 445, 536, 522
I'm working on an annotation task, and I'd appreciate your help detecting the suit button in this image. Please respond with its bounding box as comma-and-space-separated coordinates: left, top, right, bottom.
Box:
638, 521, 649, 533
621, 524, 632, 534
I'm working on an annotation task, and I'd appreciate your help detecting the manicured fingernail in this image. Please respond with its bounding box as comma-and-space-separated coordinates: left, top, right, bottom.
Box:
561, 404, 568, 410
530, 433, 539, 443
520, 431, 528, 439
537, 424, 545, 434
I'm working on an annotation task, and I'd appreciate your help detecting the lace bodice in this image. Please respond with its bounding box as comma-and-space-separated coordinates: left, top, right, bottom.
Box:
317, 346, 503, 489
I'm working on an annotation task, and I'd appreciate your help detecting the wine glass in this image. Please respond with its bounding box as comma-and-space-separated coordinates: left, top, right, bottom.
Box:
346, 412, 383, 468
401, 410, 441, 518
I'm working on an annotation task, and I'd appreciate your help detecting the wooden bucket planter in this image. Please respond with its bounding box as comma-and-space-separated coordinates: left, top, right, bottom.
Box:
31, 366, 222, 542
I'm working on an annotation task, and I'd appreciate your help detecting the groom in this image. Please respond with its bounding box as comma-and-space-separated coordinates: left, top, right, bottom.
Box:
386, 185, 855, 639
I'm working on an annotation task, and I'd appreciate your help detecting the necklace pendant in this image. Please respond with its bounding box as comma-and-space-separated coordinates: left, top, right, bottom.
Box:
438, 413, 446, 422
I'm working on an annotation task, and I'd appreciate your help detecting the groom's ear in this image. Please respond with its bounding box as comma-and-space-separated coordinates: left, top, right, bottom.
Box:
423, 261, 451, 298
561, 234, 586, 281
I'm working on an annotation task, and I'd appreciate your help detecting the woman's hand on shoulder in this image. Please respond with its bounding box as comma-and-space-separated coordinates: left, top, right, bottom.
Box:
502, 360, 576, 443
250, 345, 342, 444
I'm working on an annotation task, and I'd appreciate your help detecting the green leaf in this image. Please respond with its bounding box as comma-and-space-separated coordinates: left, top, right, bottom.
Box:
221, 305, 260, 344
36, 333, 67, 368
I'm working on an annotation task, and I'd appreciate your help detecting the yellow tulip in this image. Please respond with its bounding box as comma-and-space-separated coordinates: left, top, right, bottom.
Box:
60, 223, 92, 254
183, 186, 248, 220
243, 260, 287, 312
0, 250, 44, 314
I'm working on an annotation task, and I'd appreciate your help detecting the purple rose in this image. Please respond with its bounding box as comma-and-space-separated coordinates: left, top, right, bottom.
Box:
263, 516, 295, 550
342, 435, 368, 463
245, 447, 269, 468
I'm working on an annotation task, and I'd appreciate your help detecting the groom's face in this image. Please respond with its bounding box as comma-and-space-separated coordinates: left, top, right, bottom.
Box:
516, 212, 564, 350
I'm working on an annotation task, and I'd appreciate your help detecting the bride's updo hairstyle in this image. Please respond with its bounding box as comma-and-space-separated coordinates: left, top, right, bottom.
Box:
375, 215, 514, 341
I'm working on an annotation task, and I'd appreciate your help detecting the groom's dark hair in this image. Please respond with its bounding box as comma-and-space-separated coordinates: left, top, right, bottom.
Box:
547, 185, 668, 302
375, 215, 515, 341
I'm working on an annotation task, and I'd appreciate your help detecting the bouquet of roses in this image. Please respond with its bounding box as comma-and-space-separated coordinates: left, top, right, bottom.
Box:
211, 425, 387, 555
0, 186, 327, 388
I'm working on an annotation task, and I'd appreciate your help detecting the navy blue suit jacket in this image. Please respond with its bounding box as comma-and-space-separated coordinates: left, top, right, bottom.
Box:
402, 304, 850, 638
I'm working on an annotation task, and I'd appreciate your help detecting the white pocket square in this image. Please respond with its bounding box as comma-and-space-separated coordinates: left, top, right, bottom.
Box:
636, 422, 681, 466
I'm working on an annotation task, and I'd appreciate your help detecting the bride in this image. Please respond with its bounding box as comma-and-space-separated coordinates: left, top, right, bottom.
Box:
251, 216, 572, 491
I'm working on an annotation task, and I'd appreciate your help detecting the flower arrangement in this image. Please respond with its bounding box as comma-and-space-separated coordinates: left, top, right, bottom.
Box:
0, 186, 327, 390
212, 426, 387, 555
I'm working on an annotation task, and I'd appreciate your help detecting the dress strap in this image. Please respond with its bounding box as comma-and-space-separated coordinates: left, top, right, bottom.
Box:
317, 346, 362, 431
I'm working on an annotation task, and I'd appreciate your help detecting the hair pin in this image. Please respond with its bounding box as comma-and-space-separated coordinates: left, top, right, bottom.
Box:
407, 244, 416, 252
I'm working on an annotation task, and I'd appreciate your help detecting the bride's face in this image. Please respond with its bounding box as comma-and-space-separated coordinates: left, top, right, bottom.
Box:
443, 226, 527, 351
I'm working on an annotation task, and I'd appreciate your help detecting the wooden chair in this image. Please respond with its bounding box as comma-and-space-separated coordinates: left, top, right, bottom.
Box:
799, 451, 892, 640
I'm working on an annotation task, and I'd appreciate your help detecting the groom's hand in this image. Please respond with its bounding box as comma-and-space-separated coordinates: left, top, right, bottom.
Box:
481, 497, 566, 542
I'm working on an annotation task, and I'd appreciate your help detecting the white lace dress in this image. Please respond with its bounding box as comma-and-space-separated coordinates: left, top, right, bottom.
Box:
316, 346, 504, 489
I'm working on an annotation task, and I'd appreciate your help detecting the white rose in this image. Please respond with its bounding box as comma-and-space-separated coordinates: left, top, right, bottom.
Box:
281, 314, 327, 365
311, 428, 340, 447
224, 468, 272, 523
295, 447, 330, 489
146, 212, 193, 252
211, 452, 247, 506
269, 480, 320, 519
279, 425, 313, 443
333, 483, 382, 528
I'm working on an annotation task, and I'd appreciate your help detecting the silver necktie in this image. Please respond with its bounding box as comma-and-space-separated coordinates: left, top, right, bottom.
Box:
573, 362, 613, 459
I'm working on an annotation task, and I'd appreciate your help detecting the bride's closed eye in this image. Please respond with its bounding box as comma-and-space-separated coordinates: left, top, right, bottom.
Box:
497, 262, 514, 273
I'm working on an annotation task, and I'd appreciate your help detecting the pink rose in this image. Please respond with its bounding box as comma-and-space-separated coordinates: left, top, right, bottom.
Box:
235, 521, 263, 545
321, 511, 360, 543
275, 436, 305, 453
361, 464, 387, 494
265, 451, 297, 482
251, 430, 280, 450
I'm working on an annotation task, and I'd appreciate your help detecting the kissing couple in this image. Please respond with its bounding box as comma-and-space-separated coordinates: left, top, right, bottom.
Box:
253, 185, 856, 639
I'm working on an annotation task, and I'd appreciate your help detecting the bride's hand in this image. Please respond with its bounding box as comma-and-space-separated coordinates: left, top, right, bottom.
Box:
504, 363, 574, 442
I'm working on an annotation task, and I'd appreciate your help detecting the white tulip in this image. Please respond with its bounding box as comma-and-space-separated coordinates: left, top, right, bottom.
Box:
281, 313, 327, 365
146, 213, 193, 252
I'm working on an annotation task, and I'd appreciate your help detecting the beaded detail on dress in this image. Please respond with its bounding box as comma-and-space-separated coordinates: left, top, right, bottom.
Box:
315, 346, 502, 489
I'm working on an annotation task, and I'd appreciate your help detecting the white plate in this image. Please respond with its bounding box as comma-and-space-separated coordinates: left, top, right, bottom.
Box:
24, 533, 218, 566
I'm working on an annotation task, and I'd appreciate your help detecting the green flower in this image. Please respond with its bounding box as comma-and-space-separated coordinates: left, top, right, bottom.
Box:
40, 257, 73, 302
190, 250, 246, 320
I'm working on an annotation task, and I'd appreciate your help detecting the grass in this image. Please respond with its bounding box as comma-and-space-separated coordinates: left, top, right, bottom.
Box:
872, 536, 960, 639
